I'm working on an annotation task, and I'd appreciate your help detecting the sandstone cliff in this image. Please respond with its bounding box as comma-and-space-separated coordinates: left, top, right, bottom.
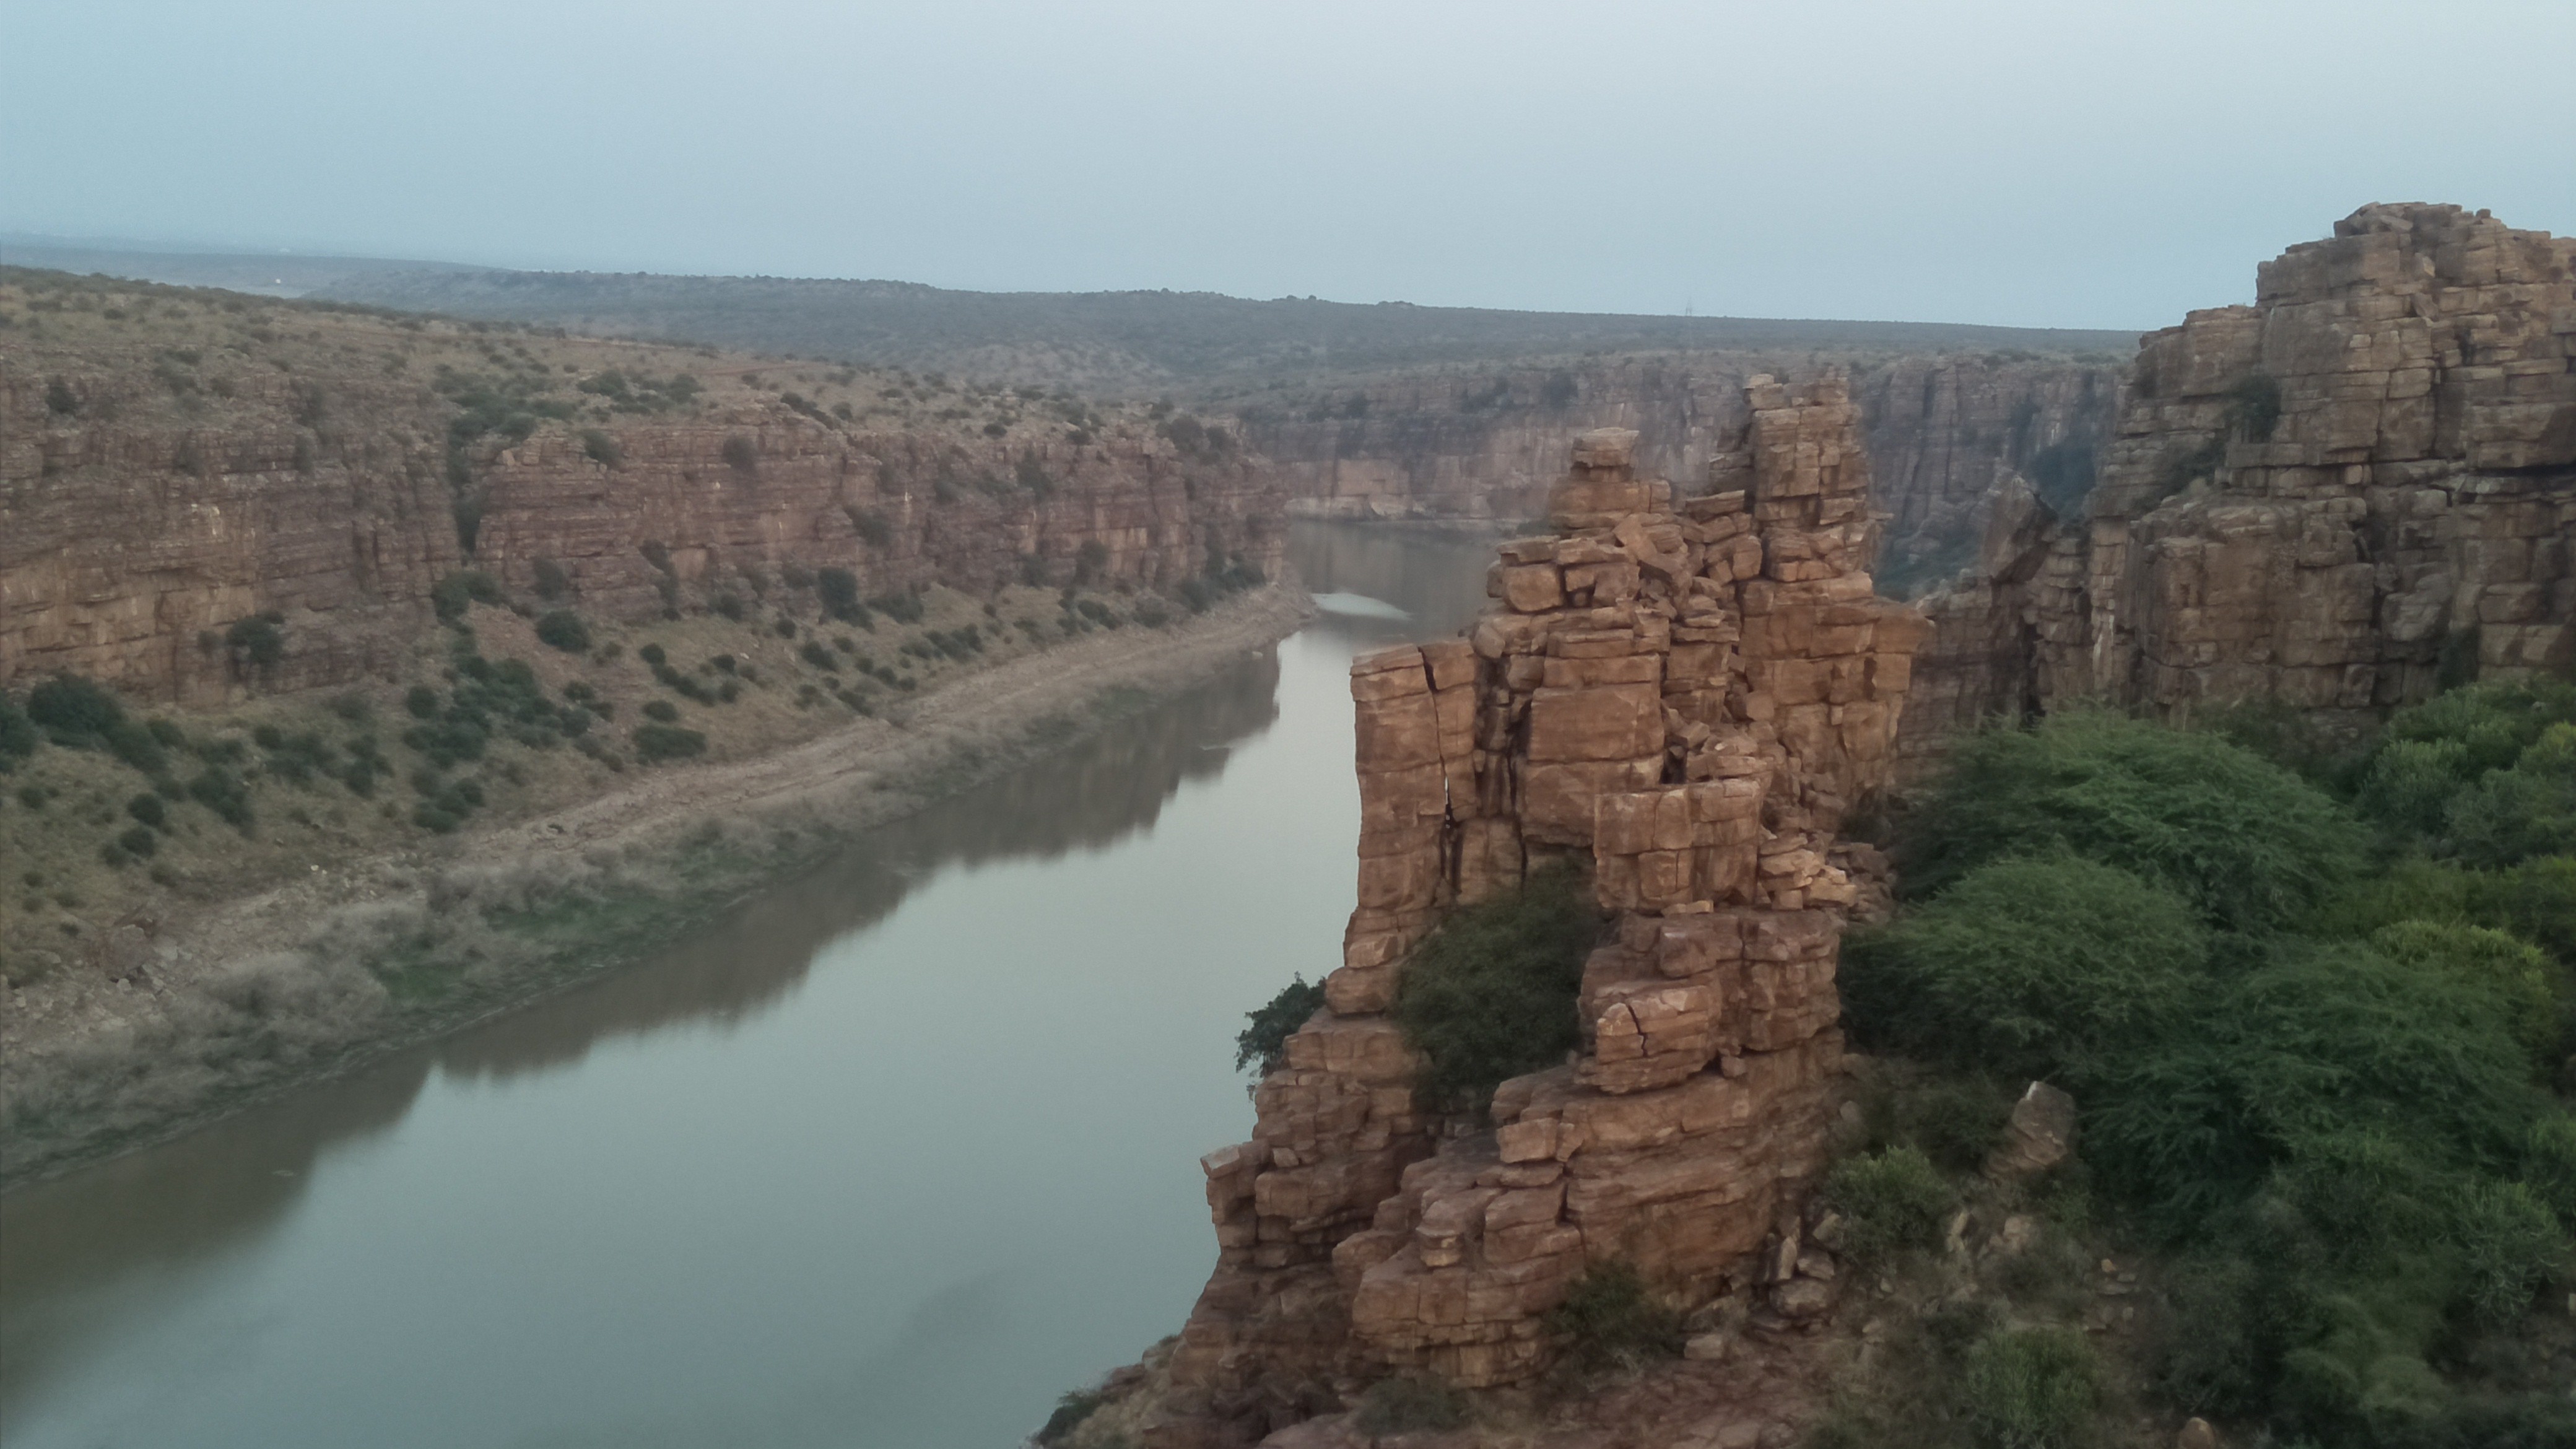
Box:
1159, 391, 1926, 1442
1902, 204, 2575, 764
1234, 352, 2121, 597
1, 272, 1284, 708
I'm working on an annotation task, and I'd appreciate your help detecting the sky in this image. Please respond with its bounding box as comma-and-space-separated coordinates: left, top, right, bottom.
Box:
4, 0, 2570, 330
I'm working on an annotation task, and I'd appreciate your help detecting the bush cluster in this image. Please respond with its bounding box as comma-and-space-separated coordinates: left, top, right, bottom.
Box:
1541, 1260, 1684, 1378
1390, 863, 1603, 1110
1234, 975, 1325, 1076
1852, 698, 2576, 1443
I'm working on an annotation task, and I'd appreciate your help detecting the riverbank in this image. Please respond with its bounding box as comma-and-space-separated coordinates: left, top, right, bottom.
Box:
0, 584, 1313, 1190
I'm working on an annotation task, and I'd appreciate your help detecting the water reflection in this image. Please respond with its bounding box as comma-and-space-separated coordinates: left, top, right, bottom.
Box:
435, 645, 1284, 1087
0, 522, 1495, 1449
2, 651, 1286, 1420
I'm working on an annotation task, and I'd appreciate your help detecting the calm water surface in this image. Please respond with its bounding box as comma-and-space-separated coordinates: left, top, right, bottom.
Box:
0, 523, 1495, 1449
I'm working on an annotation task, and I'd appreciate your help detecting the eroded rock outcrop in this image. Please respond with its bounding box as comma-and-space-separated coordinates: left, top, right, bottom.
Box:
1162, 383, 1925, 1440
1902, 204, 2574, 764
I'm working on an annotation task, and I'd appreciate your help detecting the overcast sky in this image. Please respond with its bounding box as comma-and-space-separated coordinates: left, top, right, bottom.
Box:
4, 1, 2569, 329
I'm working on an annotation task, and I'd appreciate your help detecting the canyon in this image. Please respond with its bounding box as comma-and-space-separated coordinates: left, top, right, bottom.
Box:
1237, 349, 2126, 598
1086, 204, 2575, 1448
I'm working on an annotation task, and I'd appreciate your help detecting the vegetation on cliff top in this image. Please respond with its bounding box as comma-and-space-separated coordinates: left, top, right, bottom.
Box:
1834, 690, 2576, 1448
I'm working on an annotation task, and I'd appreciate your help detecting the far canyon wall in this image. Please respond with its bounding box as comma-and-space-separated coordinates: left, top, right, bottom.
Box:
1160, 393, 1925, 1443
2, 372, 1282, 708
1239, 352, 2125, 593
1904, 204, 2575, 762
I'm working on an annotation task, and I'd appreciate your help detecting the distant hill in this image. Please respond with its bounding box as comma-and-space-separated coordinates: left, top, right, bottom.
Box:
307, 269, 2140, 399
0, 237, 2139, 399
0, 235, 481, 300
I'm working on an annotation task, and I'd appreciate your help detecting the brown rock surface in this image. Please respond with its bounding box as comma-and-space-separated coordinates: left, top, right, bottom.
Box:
1159, 381, 1925, 1440
1, 284, 1284, 708
1243, 353, 2125, 598
1902, 204, 2574, 765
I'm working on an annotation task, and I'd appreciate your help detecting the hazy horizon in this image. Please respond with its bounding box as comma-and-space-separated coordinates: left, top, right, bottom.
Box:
6, 1, 2571, 332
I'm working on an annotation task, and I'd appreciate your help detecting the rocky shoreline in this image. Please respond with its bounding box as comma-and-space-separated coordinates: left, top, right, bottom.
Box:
0, 584, 1313, 1190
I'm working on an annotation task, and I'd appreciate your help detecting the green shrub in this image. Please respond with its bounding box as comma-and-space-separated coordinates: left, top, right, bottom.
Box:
1845, 857, 2205, 1079
116, 824, 158, 858
431, 570, 502, 624
531, 557, 571, 600
1962, 1326, 2099, 1449
1892, 1076, 2017, 1173
2527, 1115, 2576, 1228
1900, 710, 2367, 932
0, 691, 37, 767
2223, 372, 2283, 442
580, 429, 622, 467
2370, 920, 2562, 1063
2084, 939, 2536, 1230
1823, 1146, 1956, 1270
720, 434, 757, 474
1352, 1377, 1466, 1434
2445, 724, 2576, 868
126, 793, 165, 829
642, 700, 679, 723
631, 723, 706, 762
2147, 1253, 2267, 1416
224, 614, 285, 668
846, 508, 895, 548
2452, 1178, 2564, 1327
2357, 681, 2576, 866
26, 674, 123, 742
186, 765, 253, 832
533, 609, 591, 653
1390, 864, 1602, 1109
1235, 975, 1325, 1076
800, 640, 838, 671
816, 568, 867, 623
1543, 1261, 1683, 1377
1032, 1390, 1102, 1446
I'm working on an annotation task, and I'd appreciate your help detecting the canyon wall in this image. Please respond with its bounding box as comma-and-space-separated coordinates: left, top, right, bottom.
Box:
1901, 204, 2575, 764
2, 365, 1282, 709
1235, 352, 2124, 593
1160, 390, 1926, 1442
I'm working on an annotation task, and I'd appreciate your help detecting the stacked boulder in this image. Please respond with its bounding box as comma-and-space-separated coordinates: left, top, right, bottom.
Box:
1166, 377, 1928, 1426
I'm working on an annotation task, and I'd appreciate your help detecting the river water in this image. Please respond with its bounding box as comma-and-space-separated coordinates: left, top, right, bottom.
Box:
0, 523, 1497, 1449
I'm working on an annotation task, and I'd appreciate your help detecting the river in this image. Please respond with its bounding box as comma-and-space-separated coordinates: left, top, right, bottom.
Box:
0, 522, 1498, 1449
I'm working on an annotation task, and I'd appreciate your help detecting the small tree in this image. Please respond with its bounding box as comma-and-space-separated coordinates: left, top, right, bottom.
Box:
534, 610, 591, 653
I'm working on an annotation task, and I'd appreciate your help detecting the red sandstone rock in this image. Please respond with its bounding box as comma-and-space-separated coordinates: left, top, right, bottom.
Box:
2, 362, 1284, 707
1161, 377, 1925, 1428
1904, 204, 2574, 767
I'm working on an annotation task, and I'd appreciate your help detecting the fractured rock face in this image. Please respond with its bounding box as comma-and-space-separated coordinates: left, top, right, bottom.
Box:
1164, 382, 1926, 1429
1903, 204, 2575, 766
1, 375, 1284, 707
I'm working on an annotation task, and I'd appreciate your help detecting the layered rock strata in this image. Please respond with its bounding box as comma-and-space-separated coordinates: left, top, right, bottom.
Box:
1240, 353, 2123, 590
1902, 204, 2574, 762
2, 375, 1281, 707
1165, 383, 1926, 1438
